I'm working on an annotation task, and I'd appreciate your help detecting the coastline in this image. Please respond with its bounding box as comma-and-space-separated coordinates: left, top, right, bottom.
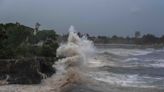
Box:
95, 43, 164, 49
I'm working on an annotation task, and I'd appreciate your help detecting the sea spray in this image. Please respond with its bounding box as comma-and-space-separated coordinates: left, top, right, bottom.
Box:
55, 25, 95, 71
51, 25, 96, 91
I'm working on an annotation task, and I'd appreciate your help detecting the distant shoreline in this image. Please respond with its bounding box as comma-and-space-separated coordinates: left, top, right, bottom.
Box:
94, 43, 164, 49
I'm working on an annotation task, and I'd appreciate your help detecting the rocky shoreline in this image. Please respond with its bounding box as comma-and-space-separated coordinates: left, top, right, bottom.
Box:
0, 57, 56, 84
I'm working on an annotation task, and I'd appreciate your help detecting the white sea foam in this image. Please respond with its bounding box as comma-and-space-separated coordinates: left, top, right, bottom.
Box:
150, 59, 164, 67
89, 71, 163, 88
100, 48, 153, 56
124, 57, 164, 67
87, 58, 105, 67
124, 58, 140, 62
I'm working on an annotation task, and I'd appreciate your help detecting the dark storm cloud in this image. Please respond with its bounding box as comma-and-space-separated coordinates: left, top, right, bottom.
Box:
0, 0, 164, 36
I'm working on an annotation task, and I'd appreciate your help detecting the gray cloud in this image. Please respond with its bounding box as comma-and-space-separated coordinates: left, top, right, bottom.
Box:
0, 0, 164, 36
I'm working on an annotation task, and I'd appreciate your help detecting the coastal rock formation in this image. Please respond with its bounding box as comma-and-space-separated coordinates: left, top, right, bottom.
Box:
0, 58, 55, 84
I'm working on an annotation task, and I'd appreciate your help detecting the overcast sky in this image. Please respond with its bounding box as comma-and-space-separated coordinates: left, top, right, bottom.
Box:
0, 0, 164, 36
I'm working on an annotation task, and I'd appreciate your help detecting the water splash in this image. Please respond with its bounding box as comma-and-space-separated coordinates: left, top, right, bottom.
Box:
55, 25, 95, 71
52, 25, 96, 91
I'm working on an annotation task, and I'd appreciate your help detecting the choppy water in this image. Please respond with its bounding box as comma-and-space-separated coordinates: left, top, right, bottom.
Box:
0, 27, 164, 92
91, 45, 164, 88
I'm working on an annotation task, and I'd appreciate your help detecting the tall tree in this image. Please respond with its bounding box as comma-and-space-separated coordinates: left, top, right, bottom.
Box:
34, 22, 41, 35
135, 31, 141, 38
35, 22, 41, 31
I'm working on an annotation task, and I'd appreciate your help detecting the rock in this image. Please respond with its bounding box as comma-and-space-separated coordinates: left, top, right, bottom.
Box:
38, 57, 56, 77
0, 57, 56, 84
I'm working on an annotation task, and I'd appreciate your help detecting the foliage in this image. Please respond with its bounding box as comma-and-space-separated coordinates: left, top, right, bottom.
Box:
0, 23, 59, 59
39, 39, 59, 57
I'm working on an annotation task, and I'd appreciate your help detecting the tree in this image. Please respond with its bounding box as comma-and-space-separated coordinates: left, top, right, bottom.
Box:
0, 27, 7, 48
34, 22, 41, 35
16, 21, 20, 27
39, 39, 59, 57
0, 23, 59, 58
142, 34, 157, 44
135, 31, 141, 38
111, 35, 118, 40
159, 35, 164, 44
0, 27, 7, 42
35, 22, 41, 31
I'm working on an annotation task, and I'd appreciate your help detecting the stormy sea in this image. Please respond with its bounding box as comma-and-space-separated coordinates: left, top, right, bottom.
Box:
0, 26, 164, 92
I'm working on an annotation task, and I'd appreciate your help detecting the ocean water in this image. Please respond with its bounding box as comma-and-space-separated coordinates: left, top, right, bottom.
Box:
92, 45, 164, 88
0, 27, 164, 92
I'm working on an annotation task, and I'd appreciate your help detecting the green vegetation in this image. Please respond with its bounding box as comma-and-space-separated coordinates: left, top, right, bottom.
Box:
0, 23, 58, 59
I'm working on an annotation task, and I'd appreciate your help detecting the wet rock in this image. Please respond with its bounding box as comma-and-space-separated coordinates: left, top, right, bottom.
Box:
38, 57, 56, 77
0, 58, 56, 84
